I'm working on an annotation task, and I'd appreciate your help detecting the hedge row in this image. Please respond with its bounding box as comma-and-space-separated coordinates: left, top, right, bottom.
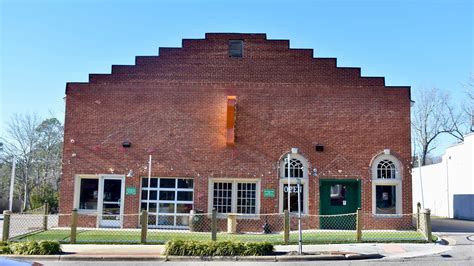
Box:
164, 240, 274, 256
1, 241, 61, 255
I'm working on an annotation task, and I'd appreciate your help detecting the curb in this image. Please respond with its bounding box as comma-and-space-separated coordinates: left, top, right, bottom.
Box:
1, 253, 383, 262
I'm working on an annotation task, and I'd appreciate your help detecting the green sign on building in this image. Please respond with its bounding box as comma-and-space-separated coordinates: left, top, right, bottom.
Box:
126, 187, 137, 195
263, 189, 275, 198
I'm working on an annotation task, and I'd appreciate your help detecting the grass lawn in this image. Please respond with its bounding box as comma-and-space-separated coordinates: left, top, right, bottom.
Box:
12, 229, 428, 244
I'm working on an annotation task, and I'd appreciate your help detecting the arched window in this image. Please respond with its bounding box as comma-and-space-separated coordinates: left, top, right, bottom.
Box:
371, 152, 402, 216
377, 160, 396, 179
284, 158, 304, 178
279, 152, 309, 213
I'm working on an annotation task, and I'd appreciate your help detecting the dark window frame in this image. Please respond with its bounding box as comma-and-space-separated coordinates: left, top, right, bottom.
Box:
228, 39, 244, 58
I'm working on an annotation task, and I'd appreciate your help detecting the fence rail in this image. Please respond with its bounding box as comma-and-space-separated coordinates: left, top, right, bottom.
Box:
2, 206, 433, 244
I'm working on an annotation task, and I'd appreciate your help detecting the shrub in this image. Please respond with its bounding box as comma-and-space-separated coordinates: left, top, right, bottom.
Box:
1, 245, 12, 254
164, 240, 273, 256
8, 241, 61, 255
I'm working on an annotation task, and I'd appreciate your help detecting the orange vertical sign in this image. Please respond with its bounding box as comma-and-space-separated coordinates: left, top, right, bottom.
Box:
226, 96, 237, 145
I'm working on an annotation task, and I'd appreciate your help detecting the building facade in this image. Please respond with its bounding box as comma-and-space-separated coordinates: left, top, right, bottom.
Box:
412, 133, 474, 220
59, 33, 412, 230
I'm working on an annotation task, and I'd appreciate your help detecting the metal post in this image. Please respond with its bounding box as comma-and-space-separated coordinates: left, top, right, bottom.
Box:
9, 157, 16, 212
423, 209, 432, 242
2, 210, 11, 242
43, 201, 49, 231
141, 210, 148, 244
297, 177, 302, 254
418, 156, 425, 209
287, 153, 291, 213
356, 208, 362, 242
70, 209, 78, 244
211, 208, 217, 241
284, 210, 289, 244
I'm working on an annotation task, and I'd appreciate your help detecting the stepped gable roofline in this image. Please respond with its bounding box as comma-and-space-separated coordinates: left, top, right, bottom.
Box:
65, 33, 411, 99
205, 32, 267, 40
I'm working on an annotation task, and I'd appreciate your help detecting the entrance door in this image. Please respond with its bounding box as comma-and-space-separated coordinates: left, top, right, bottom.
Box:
319, 180, 360, 229
99, 177, 124, 228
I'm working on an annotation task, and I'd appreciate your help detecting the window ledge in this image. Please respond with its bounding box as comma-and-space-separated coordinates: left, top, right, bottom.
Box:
216, 214, 261, 220
372, 214, 403, 219
77, 209, 98, 215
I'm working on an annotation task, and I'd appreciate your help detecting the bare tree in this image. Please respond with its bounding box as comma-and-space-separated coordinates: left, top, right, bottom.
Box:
463, 76, 474, 131
412, 88, 468, 166
1, 114, 41, 210
0, 114, 63, 211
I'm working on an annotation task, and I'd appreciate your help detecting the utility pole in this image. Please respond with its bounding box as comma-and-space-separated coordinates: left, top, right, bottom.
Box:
9, 157, 16, 211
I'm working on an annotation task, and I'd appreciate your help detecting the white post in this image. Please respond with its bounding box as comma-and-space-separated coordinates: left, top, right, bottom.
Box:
287, 153, 291, 213
9, 157, 16, 211
446, 156, 451, 218
418, 156, 425, 209
297, 176, 302, 254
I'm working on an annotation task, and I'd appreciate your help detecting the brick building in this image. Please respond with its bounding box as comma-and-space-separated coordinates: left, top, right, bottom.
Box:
60, 33, 412, 230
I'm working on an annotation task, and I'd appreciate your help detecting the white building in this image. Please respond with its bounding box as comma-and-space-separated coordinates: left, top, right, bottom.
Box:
412, 133, 474, 220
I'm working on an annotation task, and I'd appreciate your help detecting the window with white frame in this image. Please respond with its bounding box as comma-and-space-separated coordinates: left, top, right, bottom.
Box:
279, 152, 309, 213
141, 177, 194, 228
371, 153, 402, 215
237, 183, 257, 214
79, 178, 99, 210
209, 179, 260, 215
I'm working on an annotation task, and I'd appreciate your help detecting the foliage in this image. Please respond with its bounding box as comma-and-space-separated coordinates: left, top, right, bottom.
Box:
164, 240, 274, 256
7, 241, 61, 255
412, 88, 469, 165
0, 114, 63, 211
30, 183, 59, 211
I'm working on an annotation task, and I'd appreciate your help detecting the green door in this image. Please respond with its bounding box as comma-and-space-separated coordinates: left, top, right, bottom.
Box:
319, 180, 360, 229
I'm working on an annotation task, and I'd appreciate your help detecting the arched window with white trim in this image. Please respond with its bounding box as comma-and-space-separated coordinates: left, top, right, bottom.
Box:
371, 152, 402, 216
279, 152, 309, 213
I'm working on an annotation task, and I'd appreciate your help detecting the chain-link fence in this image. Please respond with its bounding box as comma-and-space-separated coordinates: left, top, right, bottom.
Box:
3, 208, 433, 244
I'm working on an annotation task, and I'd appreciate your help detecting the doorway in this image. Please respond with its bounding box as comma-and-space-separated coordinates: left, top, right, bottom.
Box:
319, 179, 360, 229
99, 175, 125, 228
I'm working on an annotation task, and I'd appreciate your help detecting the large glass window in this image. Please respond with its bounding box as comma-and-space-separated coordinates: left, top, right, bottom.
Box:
237, 183, 256, 214
279, 153, 309, 214
141, 177, 193, 228
375, 185, 397, 214
371, 153, 402, 216
79, 179, 99, 210
213, 182, 233, 213
211, 180, 259, 215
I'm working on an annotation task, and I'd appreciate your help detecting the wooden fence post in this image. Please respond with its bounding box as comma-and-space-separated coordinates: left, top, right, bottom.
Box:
356, 208, 362, 242
211, 208, 217, 241
416, 202, 421, 230
141, 210, 148, 244
423, 209, 432, 242
70, 209, 78, 244
43, 201, 49, 231
2, 210, 11, 242
284, 210, 289, 245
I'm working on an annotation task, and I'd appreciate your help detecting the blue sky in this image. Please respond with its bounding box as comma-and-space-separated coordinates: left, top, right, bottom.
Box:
1, 0, 472, 155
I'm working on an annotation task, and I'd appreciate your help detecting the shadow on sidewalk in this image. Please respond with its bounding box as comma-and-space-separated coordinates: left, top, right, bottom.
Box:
432, 218, 474, 233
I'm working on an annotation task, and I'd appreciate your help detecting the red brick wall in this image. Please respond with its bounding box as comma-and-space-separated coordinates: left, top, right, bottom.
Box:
60, 33, 411, 229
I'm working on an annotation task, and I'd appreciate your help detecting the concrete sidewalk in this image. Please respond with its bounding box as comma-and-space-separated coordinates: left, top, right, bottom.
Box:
1, 242, 452, 262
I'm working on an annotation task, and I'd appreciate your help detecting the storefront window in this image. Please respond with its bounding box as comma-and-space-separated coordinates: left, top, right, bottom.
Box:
79, 179, 98, 210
